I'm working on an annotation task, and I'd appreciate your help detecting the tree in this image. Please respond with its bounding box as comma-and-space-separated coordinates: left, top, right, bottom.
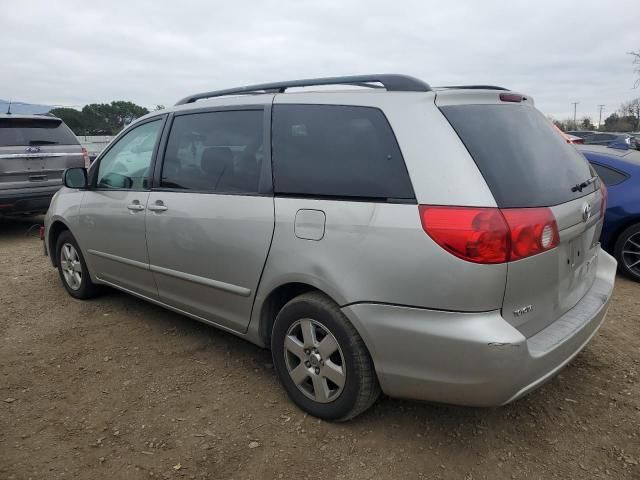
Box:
580, 117, 595, 130
620, 98, 640, 130
631, 50, 640, 88
49, 101, 149, 135
153, 104, 166, 111
49, 107, 85, 134
603, 112, 636, 132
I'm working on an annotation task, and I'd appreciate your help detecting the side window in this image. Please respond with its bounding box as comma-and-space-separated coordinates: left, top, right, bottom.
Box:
590, 162, 628, 186
97, 120, 162, 189
271, 105, 414, 200
161, 110, 264, 193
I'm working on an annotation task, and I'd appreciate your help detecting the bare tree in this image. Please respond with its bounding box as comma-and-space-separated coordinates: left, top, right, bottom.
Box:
631, 51, 640, 88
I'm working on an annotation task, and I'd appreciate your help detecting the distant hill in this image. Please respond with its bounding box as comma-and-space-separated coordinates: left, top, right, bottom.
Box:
0, 99, 53, 114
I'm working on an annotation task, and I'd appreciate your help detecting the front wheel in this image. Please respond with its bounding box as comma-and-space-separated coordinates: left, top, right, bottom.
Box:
56, 230, 100, 299
271, 292, 380, 421
614, 224, 640, 282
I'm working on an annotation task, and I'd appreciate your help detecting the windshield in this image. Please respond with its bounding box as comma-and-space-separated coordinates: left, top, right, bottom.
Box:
440, 104, 596, 208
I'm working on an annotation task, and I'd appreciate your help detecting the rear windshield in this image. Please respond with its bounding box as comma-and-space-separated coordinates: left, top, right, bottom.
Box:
440, 104, 596, 208
0, 117, 79, 146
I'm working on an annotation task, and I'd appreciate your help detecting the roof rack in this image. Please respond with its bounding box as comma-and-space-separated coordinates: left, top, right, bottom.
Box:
435, 85, 509, 91
175, 74, 432, 105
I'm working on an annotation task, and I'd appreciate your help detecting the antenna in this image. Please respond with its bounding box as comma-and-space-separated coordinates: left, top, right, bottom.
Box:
6, 99, 11, 115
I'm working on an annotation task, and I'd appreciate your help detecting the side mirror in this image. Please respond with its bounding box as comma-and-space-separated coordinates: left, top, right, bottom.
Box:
63, 167, 88, 189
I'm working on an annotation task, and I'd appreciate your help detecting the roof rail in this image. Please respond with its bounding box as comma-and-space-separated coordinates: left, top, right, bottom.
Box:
175, 74, 432, 105
435, 85, 509, 91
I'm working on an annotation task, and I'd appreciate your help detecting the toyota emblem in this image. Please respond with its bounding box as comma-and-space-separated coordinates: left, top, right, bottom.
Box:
582, 203, 592, 222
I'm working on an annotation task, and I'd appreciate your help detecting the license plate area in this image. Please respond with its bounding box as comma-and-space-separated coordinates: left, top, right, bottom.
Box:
568, 232, 598, 284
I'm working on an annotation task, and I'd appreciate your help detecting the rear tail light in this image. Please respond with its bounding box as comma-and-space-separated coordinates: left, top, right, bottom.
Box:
501, 208, 559, 261
419, 205, 559, 264
81, 147, 91, 169
600, 183, 608, 217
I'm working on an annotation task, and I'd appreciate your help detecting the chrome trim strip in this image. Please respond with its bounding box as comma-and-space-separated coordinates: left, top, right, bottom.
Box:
149, 264, 251, 297
87, 249, 251, 296
87, 249, 150, 270
0, 153, 83, 159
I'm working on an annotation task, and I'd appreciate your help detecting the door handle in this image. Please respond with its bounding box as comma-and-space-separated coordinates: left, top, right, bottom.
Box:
148, 201, 168, 212
127, 202, 145, 211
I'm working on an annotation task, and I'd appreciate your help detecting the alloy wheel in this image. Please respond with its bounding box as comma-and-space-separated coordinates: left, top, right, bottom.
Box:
60, 243, 82, 290
622, 233, 640, 277
283, 318, 346, 403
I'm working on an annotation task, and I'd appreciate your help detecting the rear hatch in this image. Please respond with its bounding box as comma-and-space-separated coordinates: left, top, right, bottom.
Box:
437, 91, 604, 337
0, 116, 84, 191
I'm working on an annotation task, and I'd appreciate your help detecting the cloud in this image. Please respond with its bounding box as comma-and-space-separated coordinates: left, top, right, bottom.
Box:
2, 0, 639, 120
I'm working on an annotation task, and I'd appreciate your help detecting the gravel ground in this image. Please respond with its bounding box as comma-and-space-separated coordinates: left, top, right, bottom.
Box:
1, 215, 639, 480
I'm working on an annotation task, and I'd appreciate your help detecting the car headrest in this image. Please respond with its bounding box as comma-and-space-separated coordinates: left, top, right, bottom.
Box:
201, 146, 233, 176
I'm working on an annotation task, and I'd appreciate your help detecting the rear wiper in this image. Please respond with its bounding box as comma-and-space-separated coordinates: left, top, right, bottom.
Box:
571, 176, 598, 192
29, 140, 59, 145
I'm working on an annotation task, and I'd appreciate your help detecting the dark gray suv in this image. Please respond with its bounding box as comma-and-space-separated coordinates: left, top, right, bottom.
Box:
0, 114, 88, 215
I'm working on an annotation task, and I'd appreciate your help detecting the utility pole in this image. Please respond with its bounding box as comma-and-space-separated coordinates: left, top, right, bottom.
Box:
598, 104, 605, 130
571, 102, 579, 129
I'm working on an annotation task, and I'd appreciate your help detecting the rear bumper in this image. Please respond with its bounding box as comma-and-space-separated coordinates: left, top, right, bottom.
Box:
0, 185, 61, 214
342, 247, 617, 406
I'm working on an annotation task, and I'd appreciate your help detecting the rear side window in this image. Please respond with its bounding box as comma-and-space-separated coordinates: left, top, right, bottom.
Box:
440, 104, 596, 208
161, 110, 264, 194
272, 105, 414, 201
0, 117, 78, 146
590, 162, 628, 186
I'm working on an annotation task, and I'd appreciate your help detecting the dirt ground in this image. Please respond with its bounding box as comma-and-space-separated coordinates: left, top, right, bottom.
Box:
1, 215, 639, 480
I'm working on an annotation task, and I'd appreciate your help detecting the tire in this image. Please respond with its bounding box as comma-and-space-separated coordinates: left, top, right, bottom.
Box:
271, 292, 380, 421
55, 230, 100, 299
614, 223, 640, 282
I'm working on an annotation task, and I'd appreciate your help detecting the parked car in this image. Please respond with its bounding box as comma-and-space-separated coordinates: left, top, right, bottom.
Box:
0, 113, 89, 215
553, 125, 584, 144
44, 75, 616, 421
566, 130, 595, 139
568, 131, 638, 150
577, 144, 640, 281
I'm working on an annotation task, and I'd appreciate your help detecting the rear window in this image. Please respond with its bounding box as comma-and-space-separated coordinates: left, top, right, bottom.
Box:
0, 117, 79, 146
440, 104, 596, 208
272, 105, 414, 201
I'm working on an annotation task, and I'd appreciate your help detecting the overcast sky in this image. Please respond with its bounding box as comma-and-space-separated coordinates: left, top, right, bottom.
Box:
2, 0, 639, 121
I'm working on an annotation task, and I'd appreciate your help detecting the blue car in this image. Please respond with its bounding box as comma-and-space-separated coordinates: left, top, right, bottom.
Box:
577, 144, 640, 281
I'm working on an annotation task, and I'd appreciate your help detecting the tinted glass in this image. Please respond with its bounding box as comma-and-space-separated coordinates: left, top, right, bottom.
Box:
97, 119, 162, 190
440, 104, 596, 208
590, 162, 628, 186
272, 105, 414, 200
0, 118, 78, 146
593, 134, 614, 142
161, 110, 264, 193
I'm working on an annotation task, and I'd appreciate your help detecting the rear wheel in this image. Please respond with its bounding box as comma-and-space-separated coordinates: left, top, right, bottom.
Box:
271, 292, 380, 421
56, 230, 100, 299
614, 224, 640, 282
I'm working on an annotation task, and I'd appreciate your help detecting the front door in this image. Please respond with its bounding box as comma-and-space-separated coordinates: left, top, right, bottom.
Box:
78, 117, 165, 298
145, 108, 275, 332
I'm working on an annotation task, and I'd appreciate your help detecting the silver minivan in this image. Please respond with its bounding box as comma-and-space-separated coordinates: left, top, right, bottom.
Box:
44, 75, 617, 421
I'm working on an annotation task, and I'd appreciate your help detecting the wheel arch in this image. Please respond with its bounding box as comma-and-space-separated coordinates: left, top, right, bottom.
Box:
256, 282, 325, 347
48, 219, 72, 267
608, 216, 640, 253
